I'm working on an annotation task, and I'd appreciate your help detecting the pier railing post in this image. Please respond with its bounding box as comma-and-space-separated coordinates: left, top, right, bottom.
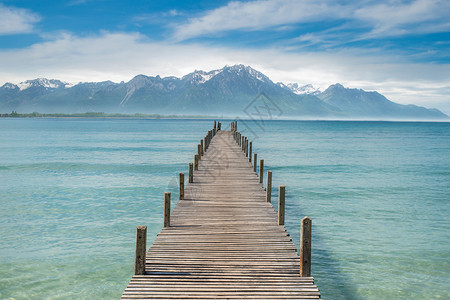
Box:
189, 163, 193, 183
249, 142, 252, 163
134, 225, 147, 275
204, 136, 207, 152
197, 144, 202, 159
179, 173, 184, 200
200, 139, 204, 156
253, 153, 257, 173
245, 138, 248, 157
194, 154, 199, 171
266, 170, 272, 202
259, 159, 264, 184
300, 217, 312, 277
278, 185, 285, 225
164, 192, 171, 227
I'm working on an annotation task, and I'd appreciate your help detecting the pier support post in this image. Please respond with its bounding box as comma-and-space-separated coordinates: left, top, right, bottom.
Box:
249, 142, 252, 163
134, 225, 147, 275
197, 144, 202, 159
300, 217, 312, 277
259, 159, 264, 184
253, 153, 257, 173
278, 185, 285, 226
164, 192, 171, 227
179, 173, 184, 200
213, 120, 216, 131
194, 154, 199, 171
266, 171, 272, 203
189, 163, 193, 183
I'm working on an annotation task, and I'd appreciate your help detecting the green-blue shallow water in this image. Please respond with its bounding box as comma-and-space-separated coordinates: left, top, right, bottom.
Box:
0, 118, 449, 299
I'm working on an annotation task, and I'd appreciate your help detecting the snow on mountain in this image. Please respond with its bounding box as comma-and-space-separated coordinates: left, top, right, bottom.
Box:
183, 69, 223, 85
278, 82, 320, 95
1, 83, 19, 89
224, 64, 270, 82
182, 65, 270, 85
16, 78, 71, 91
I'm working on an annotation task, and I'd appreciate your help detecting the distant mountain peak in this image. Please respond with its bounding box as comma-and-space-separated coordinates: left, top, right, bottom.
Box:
328, 83, 345, 90
1, 82, 19, 90
181, 64, 270, 85
278, 82, 320, 95
14, 78, 71, 91
182, 69, 222, 85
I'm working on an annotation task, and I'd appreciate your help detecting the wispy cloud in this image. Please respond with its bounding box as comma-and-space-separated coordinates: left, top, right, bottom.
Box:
172, 0, 450, 42
354, 0, 450, 39
172, 0, 348, 41
0, 3, 40, 35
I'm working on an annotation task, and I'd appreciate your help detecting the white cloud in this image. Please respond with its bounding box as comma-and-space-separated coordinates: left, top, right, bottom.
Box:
172, 0, 450, 41
0, 31, 448, 113
0, 3, 40, 35
172, 0, 347, 41
355, 0, 450, 38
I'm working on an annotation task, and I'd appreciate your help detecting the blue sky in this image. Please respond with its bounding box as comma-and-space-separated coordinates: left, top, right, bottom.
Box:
0, 0, 449, 113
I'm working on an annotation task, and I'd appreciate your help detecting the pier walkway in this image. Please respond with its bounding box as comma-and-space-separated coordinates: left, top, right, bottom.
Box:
122, 125, 320, 299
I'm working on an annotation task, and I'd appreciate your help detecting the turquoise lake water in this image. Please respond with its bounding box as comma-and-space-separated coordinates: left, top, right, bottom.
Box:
0, 118, 449, 299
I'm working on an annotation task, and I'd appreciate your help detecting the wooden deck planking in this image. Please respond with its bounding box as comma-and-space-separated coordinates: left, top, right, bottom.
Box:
122, 130, 320, 299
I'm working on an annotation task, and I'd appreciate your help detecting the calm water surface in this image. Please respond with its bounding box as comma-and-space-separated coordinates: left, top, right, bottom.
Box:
0, 119, 449, 299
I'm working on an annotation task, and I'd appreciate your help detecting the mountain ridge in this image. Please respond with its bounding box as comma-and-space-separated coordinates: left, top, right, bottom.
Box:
0, 65, 447, 120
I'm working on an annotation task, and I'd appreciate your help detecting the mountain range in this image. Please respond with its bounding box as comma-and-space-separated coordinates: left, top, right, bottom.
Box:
0, 65, 447, 120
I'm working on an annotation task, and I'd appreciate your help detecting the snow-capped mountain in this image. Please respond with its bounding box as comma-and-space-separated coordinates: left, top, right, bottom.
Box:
278, 83, 321, 95
182, 69, 222, 85
6, 78, 72, 91
0, 65, 447, 119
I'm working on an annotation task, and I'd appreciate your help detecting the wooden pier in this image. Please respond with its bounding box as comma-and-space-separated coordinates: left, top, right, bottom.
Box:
122, 122, 320, 299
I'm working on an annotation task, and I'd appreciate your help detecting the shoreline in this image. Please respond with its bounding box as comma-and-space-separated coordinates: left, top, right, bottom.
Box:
1, 112, 448, 122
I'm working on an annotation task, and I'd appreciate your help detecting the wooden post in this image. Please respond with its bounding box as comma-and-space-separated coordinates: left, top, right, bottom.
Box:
200, 139, 204, 156
266, 170, 272, 202
134, 225, 147, 275
235, 121, 237, 131
189, 163, 193, 183
213, 120, 216, 131
194, 154, 199, 171
245, 138, 248, 157
278, 186, 285, 225
197, 144, 201, 159
249, 142, 252, 163
259, 159, 264, 184
242, 136, 245, 151
179, 173, 184, 200
253, 153, 257, 172
300, 217, 312, 277
164, 192, 170, 227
